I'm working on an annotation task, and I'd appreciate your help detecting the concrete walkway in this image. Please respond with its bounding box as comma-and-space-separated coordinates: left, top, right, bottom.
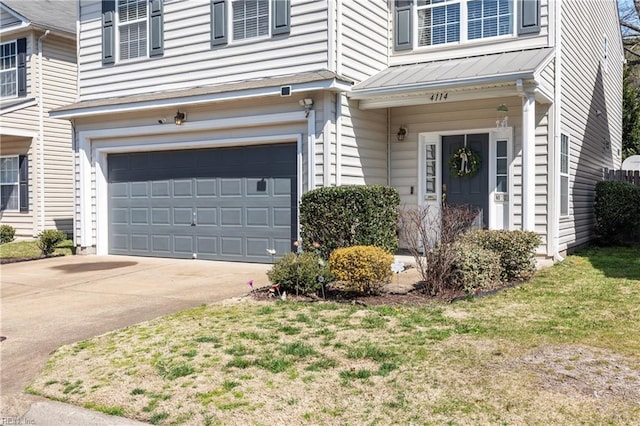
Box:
1, 255, 270, 425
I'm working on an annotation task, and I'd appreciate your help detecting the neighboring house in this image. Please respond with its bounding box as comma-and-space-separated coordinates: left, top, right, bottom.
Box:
0, 0, 77, 239
52, 0, 622, 263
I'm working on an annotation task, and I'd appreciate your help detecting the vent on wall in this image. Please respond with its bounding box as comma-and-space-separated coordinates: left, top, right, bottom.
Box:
280, 86, 291, 96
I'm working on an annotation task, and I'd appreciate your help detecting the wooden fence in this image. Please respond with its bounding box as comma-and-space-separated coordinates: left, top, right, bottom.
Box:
602, 168, 640, 187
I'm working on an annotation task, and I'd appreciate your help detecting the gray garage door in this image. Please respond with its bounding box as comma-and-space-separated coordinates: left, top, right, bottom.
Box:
108, 144, 297, 263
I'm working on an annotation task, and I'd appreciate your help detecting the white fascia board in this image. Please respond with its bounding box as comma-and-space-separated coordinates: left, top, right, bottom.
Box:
0, 126, 38, 138
0, 22, 30, 37
51, 79, 353, 120
350, 72, 536, 100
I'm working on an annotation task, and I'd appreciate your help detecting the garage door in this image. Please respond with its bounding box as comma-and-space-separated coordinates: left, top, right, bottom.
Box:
108, 144, 296, 263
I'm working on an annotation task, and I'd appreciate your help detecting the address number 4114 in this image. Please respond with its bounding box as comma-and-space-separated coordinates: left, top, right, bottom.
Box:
430, 93, 448, 102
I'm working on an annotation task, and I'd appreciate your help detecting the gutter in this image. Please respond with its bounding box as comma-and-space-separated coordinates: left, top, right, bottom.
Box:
552, 0, 565, 262
38, 29, 50, 233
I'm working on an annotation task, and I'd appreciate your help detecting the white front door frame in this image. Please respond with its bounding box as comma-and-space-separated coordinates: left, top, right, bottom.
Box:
418, 127, 513, 231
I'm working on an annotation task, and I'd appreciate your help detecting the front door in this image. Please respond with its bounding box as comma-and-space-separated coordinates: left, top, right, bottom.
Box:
441, 134, 489, 228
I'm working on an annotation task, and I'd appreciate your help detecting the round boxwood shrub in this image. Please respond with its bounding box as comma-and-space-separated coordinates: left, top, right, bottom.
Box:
461, 230, 540, 283
300, 185, 400, 258
329, 245, 394, 295
267, 252, 333, 295
450, 242, 502, 294
594, 181, 640, 244
0, 224, 16, 244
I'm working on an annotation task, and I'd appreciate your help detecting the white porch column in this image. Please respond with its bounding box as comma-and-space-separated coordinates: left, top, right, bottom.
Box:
521, 92, 536, 232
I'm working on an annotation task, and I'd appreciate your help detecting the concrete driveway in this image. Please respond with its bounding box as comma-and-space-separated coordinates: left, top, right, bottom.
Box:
0, 254, 269, 424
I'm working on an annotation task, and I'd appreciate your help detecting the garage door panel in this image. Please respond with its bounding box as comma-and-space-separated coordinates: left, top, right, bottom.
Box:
152, 181, 170, 197
108, 144, 296, 262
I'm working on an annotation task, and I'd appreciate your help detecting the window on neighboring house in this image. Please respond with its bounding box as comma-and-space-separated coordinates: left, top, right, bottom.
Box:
560, 134, 569, 216
1, 156, 20, 211
118, 0, 148, 60
232, 0, 269, 41
0, 41, 17, 98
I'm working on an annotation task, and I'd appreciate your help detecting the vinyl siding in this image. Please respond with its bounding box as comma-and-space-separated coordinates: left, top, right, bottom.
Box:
0, 137, 34, 237
339, 96, 387, 186
390, 0, 550, 66
390, 96, 550, 248
78, 0, 330, 100
339, 0, 388, 83
559, 0, 623, 251
0, 7, 21, 27
72, 94, 323, 247
0, 33, 76, 237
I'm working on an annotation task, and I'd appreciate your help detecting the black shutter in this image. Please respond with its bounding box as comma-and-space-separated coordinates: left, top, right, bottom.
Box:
19, 155, 29, 213
211, 0, 228, 47
149, 0, 164, 57
394, 0, 413, 51
518, 0, 540, 35
102, 0, 116, 65
272, 0, 290, 36
17, 38, 26, 97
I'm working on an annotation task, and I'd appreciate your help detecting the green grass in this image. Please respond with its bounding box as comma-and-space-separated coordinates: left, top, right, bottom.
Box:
0, 239, 74, 259
28, 246, 640, 425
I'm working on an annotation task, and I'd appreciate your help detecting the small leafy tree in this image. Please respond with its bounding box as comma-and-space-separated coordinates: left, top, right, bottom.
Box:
37, 230, 67, 256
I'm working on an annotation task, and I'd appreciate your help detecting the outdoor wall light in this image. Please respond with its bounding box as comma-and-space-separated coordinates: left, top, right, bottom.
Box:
496, 104, 509, 130
397, 125, 407, 141
299, 98, 313, 117
174, 110, 186, 125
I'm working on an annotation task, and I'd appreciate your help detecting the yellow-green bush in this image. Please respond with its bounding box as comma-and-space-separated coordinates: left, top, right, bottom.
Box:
329, 246, 393, 295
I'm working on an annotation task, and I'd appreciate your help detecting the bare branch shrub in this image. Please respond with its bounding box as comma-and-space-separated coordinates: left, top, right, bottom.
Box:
399, 204, 479, 295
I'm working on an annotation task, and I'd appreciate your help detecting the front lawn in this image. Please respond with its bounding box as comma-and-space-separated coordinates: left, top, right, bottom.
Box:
0, 239, 74, 260
28, 246, 640, 425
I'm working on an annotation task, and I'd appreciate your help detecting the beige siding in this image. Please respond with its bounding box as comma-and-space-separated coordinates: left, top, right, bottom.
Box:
0, 32, 76, 237
559, 0, 623, 250
340, 0, 388, 83
78, 0, 330, 100
390, 0, 551, 66
0, 137, 34, 237
0, 7, 21, 28
339, 96, 387, 186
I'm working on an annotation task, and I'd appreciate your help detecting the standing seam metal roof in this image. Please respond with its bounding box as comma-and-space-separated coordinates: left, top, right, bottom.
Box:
353, 48, 554, 94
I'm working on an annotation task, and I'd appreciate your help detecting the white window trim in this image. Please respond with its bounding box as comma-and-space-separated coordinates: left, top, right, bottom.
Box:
412, 0, 517, 50
0, 155, 20, 212
0, 40, 18, 99
230, 0, 271, 45
116, 0, 149, 63
559, 132, 570, 218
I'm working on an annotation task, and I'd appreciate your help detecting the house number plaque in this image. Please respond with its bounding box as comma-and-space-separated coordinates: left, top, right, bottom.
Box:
430, 92, 448, 102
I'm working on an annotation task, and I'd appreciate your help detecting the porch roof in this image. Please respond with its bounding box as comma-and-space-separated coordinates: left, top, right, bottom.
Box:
351, 48, 554, 100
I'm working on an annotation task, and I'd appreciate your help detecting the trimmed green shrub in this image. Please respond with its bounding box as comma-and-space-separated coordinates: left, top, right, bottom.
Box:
329, 245, 394, 295
450, 242, 502, 294
594, 181, 640, 244
461, 230, 541, 283
300, 185, 400, 258
37, 229, 67, 256
267, 252, 333, 295
0, 224, 16, 244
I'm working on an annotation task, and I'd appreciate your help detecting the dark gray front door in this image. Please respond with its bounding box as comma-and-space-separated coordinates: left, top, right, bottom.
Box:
441, 134, 489, 228
108, 144, 296, 263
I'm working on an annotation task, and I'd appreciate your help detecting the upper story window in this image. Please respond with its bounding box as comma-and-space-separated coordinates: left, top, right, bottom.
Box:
0, 41, 17, 98
102, 0, 163, 66
417, 0, 512, 48
232, 0, 269, 41
118, 0, 148, 60
395, 0, 539, 52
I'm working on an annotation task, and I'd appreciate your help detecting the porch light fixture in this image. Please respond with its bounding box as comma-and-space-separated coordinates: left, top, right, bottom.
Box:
174, 110, 186, 125
496, 104, 509, 130
397, 125, 408, 141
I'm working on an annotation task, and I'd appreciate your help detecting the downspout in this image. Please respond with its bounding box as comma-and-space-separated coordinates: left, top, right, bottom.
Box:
38, 29, 50, 233
387, 108, 391, 186
552, 0, 564, 262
